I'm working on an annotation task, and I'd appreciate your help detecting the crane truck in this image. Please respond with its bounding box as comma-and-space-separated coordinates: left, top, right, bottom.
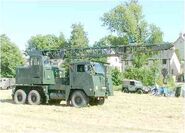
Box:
12, 43, 173, 107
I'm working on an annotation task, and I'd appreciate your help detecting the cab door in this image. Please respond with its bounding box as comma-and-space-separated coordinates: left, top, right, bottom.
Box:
72, 64, 88, 89
30, 57, 41, 84
129, 81, 136, 91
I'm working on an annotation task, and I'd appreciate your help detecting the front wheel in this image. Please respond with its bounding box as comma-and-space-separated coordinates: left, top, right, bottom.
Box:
28, 90, 42, 105
14, 89, 27, 104
71, 91, 89, 107
97, 97, 105, 105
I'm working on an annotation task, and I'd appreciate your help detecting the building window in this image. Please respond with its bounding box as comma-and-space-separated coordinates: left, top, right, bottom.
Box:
162, 59, 167, 65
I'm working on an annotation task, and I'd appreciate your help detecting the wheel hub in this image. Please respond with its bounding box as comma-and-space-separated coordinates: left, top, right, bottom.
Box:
75, 96, 82, 105
31, 95, 37, 102
17, 94, 22, 101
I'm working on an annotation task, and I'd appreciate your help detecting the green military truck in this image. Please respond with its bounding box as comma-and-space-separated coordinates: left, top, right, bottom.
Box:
12, 52, 113, 107
12, 43, 173, 107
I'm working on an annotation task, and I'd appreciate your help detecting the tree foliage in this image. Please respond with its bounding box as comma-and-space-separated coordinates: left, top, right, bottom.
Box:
69, 23, 89, 48
101, 0, 163, 44
0, 34, 24, 77
102, 0, 148, 43
124, 61, 160, 86
147, 24, 163, 44
94, 35, 128, 47
111, 68, 122, 86
27, 33, 66, 50
101, 0, 164, 85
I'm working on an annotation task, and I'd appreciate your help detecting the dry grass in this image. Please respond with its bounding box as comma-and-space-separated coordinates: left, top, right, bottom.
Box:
0, 90, 184, 133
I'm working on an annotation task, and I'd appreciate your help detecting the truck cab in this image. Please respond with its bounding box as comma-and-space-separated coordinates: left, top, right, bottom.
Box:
49, 61, 113, 107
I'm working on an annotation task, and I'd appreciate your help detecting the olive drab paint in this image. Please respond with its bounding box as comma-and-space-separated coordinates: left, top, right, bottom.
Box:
13, 43, 173, 107
13, 53, 113, 107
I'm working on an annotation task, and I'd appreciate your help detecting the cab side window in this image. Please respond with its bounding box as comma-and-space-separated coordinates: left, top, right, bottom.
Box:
77, 65, 85, 72
31, 57, 40, 66
130, 81, 135, 85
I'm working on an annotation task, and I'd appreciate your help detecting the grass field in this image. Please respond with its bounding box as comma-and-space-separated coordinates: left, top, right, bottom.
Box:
0, 90, 184, 133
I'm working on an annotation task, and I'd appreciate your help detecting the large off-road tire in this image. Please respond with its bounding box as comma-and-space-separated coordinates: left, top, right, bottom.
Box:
71, 91, 89, 107
123, 88, 129, 93
137, 89, 143, 94
28, 90, 42, 105
6, 86, 10, 90
14, 89, 27, 104
97, 97, 105, 105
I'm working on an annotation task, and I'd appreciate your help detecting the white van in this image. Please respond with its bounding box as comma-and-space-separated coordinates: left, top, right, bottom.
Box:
0, 78, 15, 90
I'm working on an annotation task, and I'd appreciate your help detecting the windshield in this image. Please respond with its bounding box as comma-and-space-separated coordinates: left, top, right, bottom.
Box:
93, 63, 105, 75
43, 57, 51, 66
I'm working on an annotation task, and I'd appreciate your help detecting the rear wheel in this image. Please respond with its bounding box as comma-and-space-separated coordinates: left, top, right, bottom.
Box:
123, 88, 129, 93
71, 91, 89, 107
137, 89, 143, 94
28, 90, 42, 105
6, 86, 10, 90
14, 89, 27, 104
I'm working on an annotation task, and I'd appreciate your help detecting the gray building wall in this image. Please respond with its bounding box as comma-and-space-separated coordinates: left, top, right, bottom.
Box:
173, 33, 185, 61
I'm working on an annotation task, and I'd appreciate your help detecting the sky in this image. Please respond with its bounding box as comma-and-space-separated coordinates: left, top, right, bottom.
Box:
0, 0, 184, 51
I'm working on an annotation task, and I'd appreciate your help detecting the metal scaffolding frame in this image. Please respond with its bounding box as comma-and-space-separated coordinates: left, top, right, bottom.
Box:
32, 43, 174, 60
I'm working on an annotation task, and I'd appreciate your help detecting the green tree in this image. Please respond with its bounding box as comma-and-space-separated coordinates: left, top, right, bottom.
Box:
102, 0, 146, 43
101, 0, 163, 44
147, 24, 163, 44
94, 35, 128, 47
69, 23, 89, 48
59, 32, 69, 48
101, 0, 164, 85
0, 34, 24, 77
123, 60, 160, 86
27, 33, 66, 50
111, 68, 122, 86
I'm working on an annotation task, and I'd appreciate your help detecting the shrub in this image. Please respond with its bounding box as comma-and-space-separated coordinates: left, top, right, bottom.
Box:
111, 68, 122, 86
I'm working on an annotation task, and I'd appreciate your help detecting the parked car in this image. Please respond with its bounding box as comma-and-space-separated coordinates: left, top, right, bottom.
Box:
0, 78, 15, 90
122, 79, 149, 94
175, 84, 185, 97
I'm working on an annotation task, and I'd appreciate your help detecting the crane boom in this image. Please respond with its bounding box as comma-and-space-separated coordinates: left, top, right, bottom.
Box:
28, 43, 174, 59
